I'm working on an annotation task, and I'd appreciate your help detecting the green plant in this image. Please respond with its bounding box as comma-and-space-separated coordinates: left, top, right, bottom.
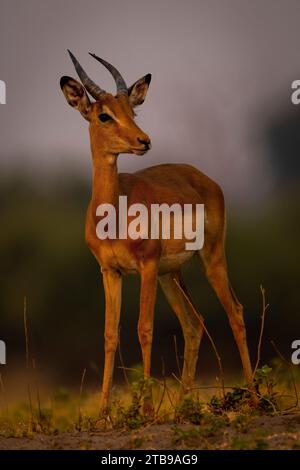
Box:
175, 397, 203, 425
172, 427, 203, 448
208, 387, 250, 413
254, 365, 279, 413
130, 436, 145, 449
209, 365, 279, 415
200, 412, 229, 436
231, 435, 251, 450
114, 376, 154, 429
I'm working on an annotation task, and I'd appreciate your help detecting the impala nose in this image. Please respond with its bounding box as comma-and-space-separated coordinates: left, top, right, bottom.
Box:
137, 137, 151, 151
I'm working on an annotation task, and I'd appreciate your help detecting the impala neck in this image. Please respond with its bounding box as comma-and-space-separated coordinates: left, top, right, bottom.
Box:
91, 148, 119, 210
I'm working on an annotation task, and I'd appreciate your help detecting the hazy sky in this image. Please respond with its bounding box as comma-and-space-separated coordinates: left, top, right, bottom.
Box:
1, 0, 300, 203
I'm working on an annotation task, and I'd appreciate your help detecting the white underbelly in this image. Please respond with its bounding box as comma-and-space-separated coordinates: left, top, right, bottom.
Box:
158, 250, 195, 274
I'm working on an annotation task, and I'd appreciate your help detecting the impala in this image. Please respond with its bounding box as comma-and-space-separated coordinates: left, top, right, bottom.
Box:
60, 51, 255, 412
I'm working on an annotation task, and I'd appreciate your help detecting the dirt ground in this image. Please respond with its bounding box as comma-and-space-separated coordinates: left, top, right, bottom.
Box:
0, 414, 300, 450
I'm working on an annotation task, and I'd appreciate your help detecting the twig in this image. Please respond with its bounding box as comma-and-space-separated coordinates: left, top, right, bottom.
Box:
32, 358, 42, 424
150, 375, 176, 410
23, 296, 34, 430
154, 358, 167, 417
173, 335, 182, 379
117, 366, 140, 374
79, 368, 87, 405
164, 383, 176, 410
173, 277, 225, 397
23, 296, 30, 370
78, 367, 87, 426
258, 394, 279, 415
27, 383, 34, 432
171, 372, 184, 390
118, 328, 130, 389
190, 384, 237, 390
253, 285, 269, 378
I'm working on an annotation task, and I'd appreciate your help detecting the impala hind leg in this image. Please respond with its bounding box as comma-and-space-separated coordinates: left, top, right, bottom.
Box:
159, 272, 204, 394
100, 269, 122, 413
138, 261, 158, 415
198, 249, 255, 393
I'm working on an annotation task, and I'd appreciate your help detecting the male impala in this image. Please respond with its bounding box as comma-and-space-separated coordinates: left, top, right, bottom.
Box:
60, 51, 255, 412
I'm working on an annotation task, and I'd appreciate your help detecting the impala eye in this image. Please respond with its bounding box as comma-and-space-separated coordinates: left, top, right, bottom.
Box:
99, 113, 112, 122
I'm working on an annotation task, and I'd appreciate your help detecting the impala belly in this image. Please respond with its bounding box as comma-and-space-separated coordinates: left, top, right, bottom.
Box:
158, 250, 194, 274
96, 237, 195, 275
116, 250, 194, 275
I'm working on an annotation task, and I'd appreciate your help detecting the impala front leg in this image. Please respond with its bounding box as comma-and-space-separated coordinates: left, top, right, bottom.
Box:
138, 260, 158, 414
100, 269, 122, 413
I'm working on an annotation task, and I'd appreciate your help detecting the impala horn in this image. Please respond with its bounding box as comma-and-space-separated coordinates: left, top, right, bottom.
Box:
67, 50, 105, 100
89, 52, 128, 96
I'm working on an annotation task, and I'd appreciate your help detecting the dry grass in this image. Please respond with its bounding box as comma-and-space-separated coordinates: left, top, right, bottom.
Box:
1, 289, 299, 449
0, 360, 299, 441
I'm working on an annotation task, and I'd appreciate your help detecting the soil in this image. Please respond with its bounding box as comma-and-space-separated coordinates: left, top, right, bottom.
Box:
0, 414, 300, 450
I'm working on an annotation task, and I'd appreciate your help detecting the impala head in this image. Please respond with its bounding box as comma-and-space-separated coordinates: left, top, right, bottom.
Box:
60, 51, 151, 159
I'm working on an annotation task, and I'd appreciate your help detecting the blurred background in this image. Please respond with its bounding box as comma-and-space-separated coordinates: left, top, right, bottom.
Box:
0, 0, 300, 389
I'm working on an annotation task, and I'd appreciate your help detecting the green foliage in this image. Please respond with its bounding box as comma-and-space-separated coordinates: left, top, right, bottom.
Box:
231, 435, 251, 450
255, 365, 279, 413
130, 436, 145, 449
208, 387, 250, 414
172, 412, 229, 449
172, 427, 202, 448
114, 375, 154, 429
231, 430, 269, 450
209, 365, 279, 415
115, 400, 143, 430
175, 397, 204, 425
0, 368, 299, 450
199, 413, 229, 436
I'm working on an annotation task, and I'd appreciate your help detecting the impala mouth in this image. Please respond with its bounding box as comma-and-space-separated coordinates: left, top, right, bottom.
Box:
132, 147, 150, 156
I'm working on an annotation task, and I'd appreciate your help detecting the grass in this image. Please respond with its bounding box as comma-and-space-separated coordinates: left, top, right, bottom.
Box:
0, 362, 299, 443
1, 289, 300, 449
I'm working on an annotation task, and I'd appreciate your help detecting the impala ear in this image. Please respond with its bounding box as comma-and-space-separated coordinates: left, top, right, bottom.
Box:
128, 74, 151, 108
60, 76, 92, 121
